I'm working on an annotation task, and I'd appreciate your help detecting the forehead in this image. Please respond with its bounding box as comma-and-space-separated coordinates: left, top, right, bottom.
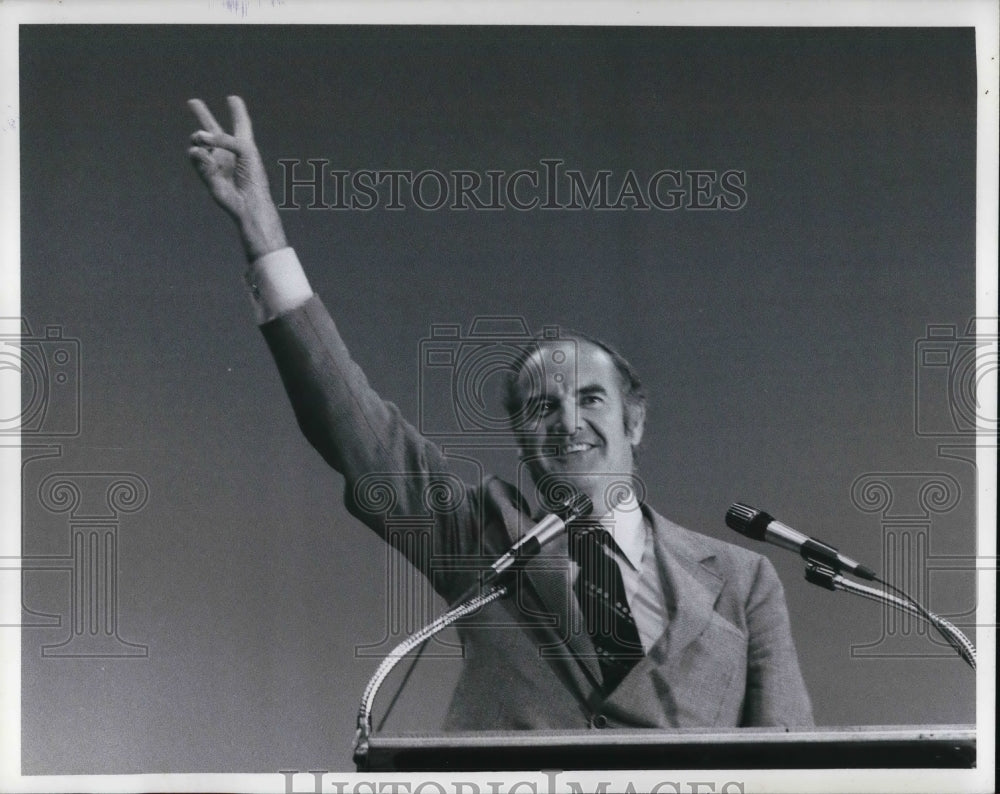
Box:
514, 339, 621, 396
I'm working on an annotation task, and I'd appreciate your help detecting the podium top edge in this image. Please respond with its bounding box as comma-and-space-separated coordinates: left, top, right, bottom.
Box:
368, 725, 977, 749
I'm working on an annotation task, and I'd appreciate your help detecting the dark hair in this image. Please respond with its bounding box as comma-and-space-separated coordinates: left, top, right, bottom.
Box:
501, 329, 648, 437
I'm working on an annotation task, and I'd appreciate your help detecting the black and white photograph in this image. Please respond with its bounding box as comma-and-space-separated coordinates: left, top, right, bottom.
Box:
1, 2, 995, 792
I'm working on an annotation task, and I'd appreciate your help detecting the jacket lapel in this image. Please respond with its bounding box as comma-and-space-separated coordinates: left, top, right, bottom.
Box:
646, 509, 726, 667
603, 508, 728, 718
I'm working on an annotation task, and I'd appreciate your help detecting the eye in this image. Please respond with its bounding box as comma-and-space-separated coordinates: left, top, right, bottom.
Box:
525, 397, 557, 417
580, 394, 604, 407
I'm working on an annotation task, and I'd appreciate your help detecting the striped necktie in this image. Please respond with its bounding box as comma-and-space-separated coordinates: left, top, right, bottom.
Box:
571, 527, 645, 694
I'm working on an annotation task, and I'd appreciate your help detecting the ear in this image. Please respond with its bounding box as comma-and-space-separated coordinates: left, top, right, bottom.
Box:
625, 403, 646, 447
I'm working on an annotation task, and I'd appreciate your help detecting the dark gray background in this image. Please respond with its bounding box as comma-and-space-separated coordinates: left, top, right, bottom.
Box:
18, 25, 977, 773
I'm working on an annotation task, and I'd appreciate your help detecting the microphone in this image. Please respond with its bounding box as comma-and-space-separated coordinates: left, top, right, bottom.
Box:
726, 502, 877, 580
485, 492, 593, 586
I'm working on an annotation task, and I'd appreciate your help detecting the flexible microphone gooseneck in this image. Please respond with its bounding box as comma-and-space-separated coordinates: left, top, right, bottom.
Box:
725, 502, 877, 580
725, 501, 975, 671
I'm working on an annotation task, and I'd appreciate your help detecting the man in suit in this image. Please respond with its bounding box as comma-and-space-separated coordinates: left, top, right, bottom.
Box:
188, 96, 814, 730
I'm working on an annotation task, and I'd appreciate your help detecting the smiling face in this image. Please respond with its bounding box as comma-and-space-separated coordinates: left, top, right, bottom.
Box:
513, 339, 645, 515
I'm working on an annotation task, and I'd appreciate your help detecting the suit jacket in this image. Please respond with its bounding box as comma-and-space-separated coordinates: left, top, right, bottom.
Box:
261, 295, 814, 730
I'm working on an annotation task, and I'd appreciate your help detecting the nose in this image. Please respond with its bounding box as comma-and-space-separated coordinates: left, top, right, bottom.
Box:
549, 399, 579, 436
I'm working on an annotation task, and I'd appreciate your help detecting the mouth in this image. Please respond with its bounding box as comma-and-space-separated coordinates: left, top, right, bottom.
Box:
558, 442, 596, 457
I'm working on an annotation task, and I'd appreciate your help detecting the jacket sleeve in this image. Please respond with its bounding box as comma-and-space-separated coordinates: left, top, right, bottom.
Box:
740, 555, 814, 727
258, 294, 493, 601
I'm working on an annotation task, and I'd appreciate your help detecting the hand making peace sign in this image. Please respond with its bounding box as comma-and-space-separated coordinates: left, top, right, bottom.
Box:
188, 96, 287, 261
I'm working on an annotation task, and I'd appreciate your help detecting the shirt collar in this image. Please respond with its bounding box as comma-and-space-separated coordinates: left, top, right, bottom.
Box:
598, 490, 646, 571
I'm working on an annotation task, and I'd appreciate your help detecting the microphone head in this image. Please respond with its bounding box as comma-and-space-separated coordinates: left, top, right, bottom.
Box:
725, 502, 774, 541
559, 492, 593, 521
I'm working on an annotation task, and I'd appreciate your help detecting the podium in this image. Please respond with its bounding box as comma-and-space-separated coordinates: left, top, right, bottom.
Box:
355, 725, 975, 772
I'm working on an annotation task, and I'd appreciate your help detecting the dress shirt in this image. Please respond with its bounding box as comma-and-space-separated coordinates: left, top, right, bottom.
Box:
592, 492, 669, 653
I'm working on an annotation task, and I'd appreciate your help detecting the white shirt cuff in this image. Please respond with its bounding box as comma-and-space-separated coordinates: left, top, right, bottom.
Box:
244, 247, 314, 324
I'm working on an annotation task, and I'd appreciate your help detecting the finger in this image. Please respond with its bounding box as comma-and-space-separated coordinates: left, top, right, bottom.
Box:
187, 145, 222, 169
190, 129, 243, 153
187, 145, 213, 163
187, 146, 218, 179
189, 133, 213, 154
187, 98, 225, 134
227, 95, 254, 140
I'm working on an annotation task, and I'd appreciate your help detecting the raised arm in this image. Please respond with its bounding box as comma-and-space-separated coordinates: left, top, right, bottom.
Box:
186, 98, 494, 600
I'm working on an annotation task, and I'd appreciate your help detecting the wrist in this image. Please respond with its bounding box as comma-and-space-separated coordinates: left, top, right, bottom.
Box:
238, 202, 288, 262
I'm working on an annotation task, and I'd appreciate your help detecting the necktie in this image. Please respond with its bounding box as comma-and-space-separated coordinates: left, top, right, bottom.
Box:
571, 527, 644, 694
